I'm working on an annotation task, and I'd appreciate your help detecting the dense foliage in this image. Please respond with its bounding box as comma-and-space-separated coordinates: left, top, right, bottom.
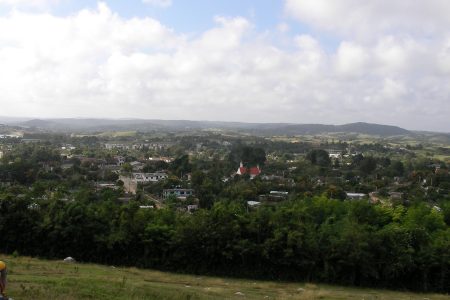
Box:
1, 194, 449, 293
0, 133, 449, 294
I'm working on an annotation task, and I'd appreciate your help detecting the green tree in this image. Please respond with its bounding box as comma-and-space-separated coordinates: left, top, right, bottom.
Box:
306, 150, 331, 167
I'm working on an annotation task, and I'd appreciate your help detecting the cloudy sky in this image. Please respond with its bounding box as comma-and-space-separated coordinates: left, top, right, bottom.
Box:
0, 0, 449, 131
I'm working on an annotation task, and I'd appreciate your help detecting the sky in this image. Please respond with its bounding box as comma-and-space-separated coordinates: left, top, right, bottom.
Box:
0, 1, 449, 131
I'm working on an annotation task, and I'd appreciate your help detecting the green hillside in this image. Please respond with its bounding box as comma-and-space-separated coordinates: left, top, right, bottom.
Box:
2, 255, 449, 300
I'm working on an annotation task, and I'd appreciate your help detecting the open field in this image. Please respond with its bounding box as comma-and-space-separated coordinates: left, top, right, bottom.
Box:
97, 131, 138, 137
2, 255, 449, 300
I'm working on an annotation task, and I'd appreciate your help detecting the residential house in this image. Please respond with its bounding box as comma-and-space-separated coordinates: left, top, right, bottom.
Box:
187, 204, 198, 212
163, 189, 194, 200
133, 172, 168, 183
259, 191, 289, 202
247, 201, 261, 208
115, 156, 125, 166
105, 143, 130, 150
346, 192, 367, 200
130, 161, 145, 171
119, 172, 167, 194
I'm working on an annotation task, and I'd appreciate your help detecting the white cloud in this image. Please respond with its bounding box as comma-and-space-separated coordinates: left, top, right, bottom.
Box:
334, 42, 369, 77
142, 0, 172, 8
437, 37, 450, 74
281, 0, 450, 131
285, 0, 450, 39
0, 0, 58, 8
277, 22, 289, 33
0, 3, 449, 131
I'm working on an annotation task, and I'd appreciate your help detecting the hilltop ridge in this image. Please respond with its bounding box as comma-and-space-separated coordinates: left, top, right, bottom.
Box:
0, 117, 414, 136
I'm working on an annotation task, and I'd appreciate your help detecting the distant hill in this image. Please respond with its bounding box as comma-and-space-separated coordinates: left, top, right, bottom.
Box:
0, 116, 34, 124
21, 119, 61, 129
18, 118, 167, 132
261, 122, 411, 136
10, 118, 414, 136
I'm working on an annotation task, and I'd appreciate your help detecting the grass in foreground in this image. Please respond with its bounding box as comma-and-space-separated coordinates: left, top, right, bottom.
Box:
2, 255, 449, 300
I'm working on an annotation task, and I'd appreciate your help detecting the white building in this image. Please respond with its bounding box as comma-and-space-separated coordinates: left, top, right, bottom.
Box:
133, 172, 168, 183
105, 143, 130, 150
163, 189, 194, 199
115, 156, 125, 166
346, 192, 367, 200
329, 153, 341, 159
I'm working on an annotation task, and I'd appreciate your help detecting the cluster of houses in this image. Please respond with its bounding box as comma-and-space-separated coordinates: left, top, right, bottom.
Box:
104, 142, 174, 151
120, 172, 168, 194
0, 134, 21, 139
148, 156, 173, 163
104, 143, 131, 150
4, 134, 445, 214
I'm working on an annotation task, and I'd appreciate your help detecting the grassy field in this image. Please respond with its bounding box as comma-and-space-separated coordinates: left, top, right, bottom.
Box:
2, 255, 449, 300
97, 131, 138, 137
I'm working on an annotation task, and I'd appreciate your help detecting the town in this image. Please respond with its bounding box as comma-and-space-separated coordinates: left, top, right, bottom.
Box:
0, 122, 450, 295
1, 125, 448, 212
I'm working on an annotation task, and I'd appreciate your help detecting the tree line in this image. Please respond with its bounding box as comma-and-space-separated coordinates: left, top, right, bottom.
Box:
1, 194, 449, 293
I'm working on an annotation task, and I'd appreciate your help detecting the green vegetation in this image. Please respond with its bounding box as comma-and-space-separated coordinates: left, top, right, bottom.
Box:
1, 195, 450, 293
0, 127, 449, 295
4, 255, 449, 300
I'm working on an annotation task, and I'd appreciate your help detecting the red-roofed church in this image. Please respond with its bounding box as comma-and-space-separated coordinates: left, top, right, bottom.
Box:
236, 162, 261, 179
